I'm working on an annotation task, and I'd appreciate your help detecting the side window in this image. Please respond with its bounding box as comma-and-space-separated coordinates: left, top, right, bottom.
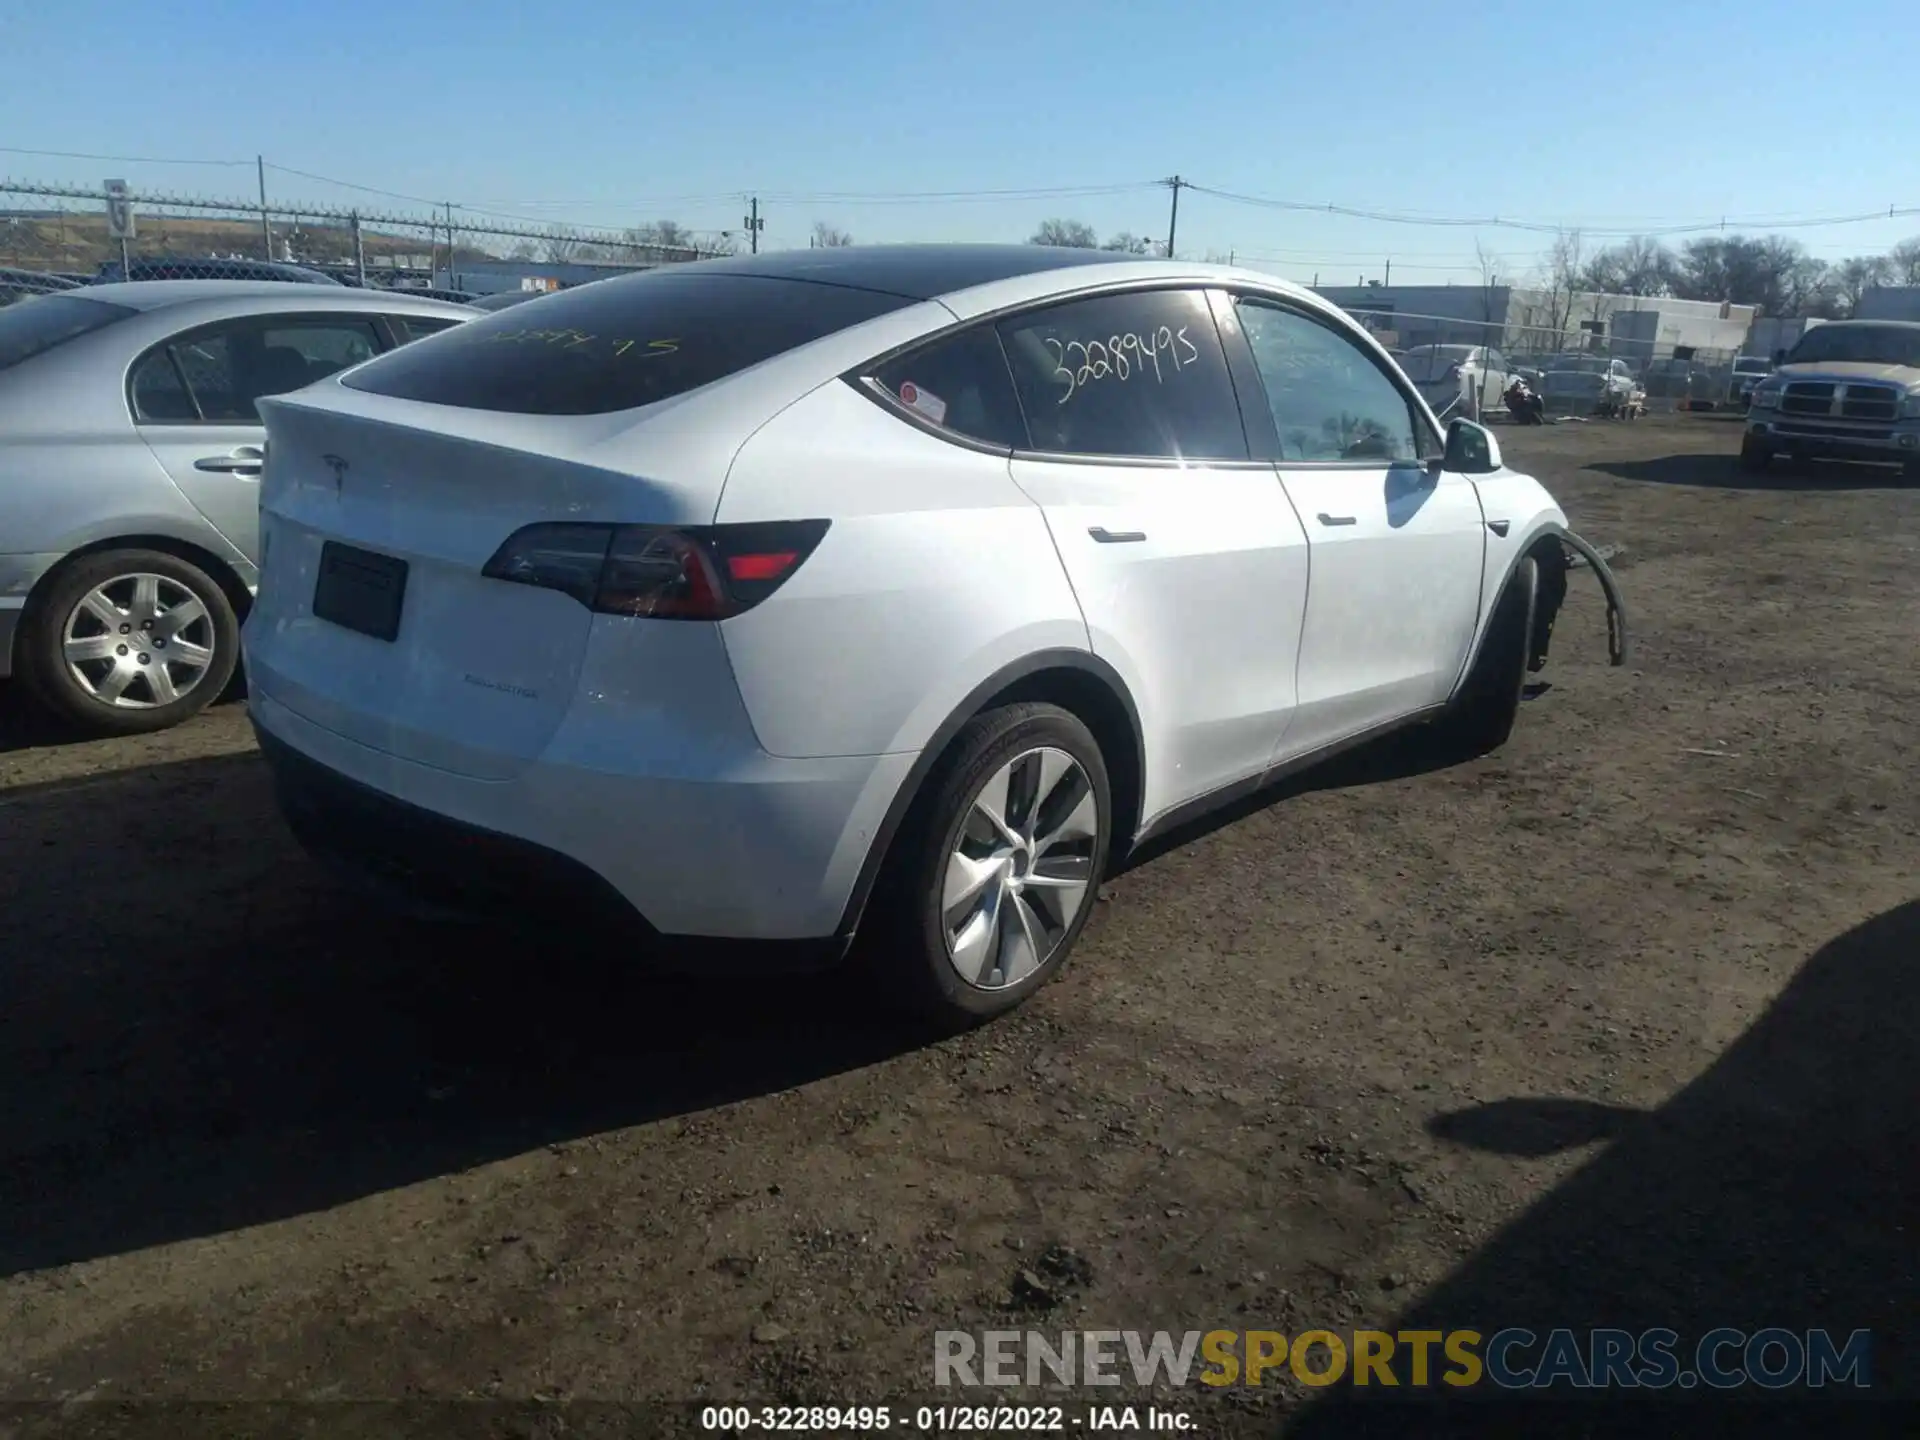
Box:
868, 325, 1028, 449
390, 315, 460, 344
129, 347, 198, 422
259, 319, 380, 374
160, 317, 384, 424
996, 289, 1248, 460
1235, 299, 1429, 464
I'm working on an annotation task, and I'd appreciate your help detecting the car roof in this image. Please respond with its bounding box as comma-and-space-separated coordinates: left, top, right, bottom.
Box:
1813, 319, 1920, 331
74, 280, 472, 313
670, 244, 1137, 301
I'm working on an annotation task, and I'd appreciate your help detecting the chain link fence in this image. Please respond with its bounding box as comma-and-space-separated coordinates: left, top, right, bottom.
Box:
1, 179, 730, 306
1332, 304, 1757, 421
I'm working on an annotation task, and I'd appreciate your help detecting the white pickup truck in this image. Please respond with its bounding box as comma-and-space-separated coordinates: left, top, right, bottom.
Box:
1743, 321, 1920, 479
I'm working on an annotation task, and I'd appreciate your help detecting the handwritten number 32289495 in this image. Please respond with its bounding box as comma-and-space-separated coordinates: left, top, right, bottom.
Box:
1043, 326, 1199, 405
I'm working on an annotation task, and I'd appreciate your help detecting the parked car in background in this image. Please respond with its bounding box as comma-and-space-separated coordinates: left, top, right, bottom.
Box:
1393, 344, 1511, 419
96, 257, 344, 286
1640, 355, 1706, 401
1729, 355, 1773, 407
1743, 320, 1920, 479
0, 281, 475, 735
0, 266, 81, 307
1542, 355, 1639, 416
243, 245, 1628, 1027
1506, 357, 1545, 390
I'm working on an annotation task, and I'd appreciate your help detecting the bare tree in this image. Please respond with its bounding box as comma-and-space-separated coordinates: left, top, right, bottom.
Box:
1578, 235, 1676, 297
1101, 232, 1152, 255
542, 225, 584, 264
811, 221, 853, 248
1672, 234, 1831, 316
1029, 219, 1098, 249
1831, 254, 1893, 316
1889, 237, 1920, 286
1542, 228, 1585, 340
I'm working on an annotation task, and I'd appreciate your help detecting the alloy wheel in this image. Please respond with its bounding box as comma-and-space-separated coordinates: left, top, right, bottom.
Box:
62, 573, 217, 709
942, 746, 1100, 991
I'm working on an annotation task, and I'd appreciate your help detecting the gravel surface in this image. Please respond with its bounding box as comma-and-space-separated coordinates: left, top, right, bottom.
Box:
2, 414, 1914, 1435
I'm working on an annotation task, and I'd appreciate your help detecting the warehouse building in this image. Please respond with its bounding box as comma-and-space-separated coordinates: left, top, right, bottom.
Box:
1313, 283, 1756, 363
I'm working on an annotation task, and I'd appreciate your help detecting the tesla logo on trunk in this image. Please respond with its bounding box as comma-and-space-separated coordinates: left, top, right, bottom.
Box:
321, 454, 349, 494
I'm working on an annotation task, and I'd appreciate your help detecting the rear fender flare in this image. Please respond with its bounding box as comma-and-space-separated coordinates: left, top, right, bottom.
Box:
833, 648, 1144, 938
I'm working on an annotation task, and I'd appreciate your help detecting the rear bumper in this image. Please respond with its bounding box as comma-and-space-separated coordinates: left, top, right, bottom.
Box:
1749, 417, 1920, 460
250, 690, 913, 957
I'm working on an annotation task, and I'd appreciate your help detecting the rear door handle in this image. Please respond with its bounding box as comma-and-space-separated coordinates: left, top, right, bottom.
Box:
195, 447, 264, 476
1088, 527, 1147, 544
1316, 513, 1357, 527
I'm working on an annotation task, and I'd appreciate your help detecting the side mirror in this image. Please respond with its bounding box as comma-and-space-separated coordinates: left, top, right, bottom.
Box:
1443, 418, 1502, 474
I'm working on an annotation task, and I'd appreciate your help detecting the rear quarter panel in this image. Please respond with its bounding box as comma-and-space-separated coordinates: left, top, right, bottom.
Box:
715, 379, 1090, 760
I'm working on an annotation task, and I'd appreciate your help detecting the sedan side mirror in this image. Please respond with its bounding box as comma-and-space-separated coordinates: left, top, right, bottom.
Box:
1443, 418, 1502, 474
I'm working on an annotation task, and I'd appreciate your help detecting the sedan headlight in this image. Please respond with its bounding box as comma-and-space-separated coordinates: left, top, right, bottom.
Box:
1902, 390, 1920, 419
1750, 384, 1783, 409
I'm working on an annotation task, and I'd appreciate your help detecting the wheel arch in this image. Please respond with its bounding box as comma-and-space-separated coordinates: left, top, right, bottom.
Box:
13, 533, 254, 672
1447, 521, 1570, 703
834, 648, 1145, 938
1446, 519, 1630, 703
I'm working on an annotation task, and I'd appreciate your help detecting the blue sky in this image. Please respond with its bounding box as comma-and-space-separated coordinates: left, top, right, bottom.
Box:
2, 0, 1915, 283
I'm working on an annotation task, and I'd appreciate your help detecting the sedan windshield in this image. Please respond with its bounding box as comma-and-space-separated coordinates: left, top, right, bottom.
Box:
0, 293, 137, 371
1788, 325, 1920, 368
1547, 356, 1608, 374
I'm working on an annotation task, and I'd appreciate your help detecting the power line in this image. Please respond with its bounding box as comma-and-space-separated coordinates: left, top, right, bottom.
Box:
1185, 183, 1919, 238
0, 144, 248, 167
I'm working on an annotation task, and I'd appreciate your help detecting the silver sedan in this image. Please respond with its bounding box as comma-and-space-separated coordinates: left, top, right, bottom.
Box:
0, 281, 475, 735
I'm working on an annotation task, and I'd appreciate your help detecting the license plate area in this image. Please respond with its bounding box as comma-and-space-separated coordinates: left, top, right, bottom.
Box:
313, 541, 408, 642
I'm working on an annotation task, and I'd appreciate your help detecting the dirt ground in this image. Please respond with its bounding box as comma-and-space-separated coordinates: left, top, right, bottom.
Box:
2, 414, 1915, 1436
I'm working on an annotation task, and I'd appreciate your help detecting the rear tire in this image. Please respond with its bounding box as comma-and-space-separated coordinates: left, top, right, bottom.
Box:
1739, 436, 1773, 473
863, 703, 1111, 1031
18, 548, 239, 738
1435, 556, 1537, 760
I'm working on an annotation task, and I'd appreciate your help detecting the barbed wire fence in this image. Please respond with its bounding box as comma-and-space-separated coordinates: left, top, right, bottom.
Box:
1, 178, 734, 291
1, 178, 1764, 417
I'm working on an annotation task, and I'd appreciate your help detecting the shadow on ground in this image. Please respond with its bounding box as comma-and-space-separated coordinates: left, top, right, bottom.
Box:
0, 719, 1478, 1277
1120, 724, 1465, 872
0, 750, 933, 1276
1592, 452, 1916, 492
1280, 900, 1920, 1435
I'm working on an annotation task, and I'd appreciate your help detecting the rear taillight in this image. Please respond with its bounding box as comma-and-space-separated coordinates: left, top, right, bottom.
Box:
482, 520, 829, 620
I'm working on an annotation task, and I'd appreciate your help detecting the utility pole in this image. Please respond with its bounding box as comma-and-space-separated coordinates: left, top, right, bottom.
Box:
1384, 258, 1392, 286
1163, 176, 1184, 260
445, 201, 457, 288
351, 211, 366, 287
257, 155, 272, 260
744, 196, 763, 255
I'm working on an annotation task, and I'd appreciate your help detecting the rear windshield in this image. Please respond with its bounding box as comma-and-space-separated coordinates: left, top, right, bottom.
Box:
1787, 325, 1920, 368
342, 272, 916, 414
0, 293, 136, 371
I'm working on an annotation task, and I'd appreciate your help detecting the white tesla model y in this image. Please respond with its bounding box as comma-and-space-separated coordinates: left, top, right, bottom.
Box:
244, 246, 1627, 1026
